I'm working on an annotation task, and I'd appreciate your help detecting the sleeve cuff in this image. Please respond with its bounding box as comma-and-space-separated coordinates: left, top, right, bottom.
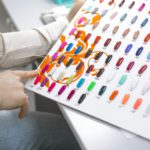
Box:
34, 18, 69, 45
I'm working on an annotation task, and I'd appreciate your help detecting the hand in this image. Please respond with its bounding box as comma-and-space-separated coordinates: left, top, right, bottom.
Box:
0, 70, 38, 119
67, 0, 85, 22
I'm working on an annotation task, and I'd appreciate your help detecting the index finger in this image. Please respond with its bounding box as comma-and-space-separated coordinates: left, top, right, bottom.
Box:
13, 70, 39, 80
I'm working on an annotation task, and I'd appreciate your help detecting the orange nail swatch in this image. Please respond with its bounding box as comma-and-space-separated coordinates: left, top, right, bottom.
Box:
109, 90, 119, 101
133, 98, 143, 110
122, 94, 130, 105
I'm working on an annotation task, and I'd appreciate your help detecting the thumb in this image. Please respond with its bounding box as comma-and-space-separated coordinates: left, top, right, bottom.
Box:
13, 70, 39, 80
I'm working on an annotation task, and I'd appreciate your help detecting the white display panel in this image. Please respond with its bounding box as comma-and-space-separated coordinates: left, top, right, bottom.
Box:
26, 0, 150, 140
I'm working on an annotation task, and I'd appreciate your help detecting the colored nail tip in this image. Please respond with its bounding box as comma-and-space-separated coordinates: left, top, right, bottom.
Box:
133, 98, 143, 110
59, 41, 67, 50
48, 82, 56, 93
34, 75, 41, 85
69, 28, 77, 36
42, 64, 50, 73
78, 93, 87, 104
58, 85, 67, 95
52, 52, 59, 61
41, 78, 49, 87
67, 89, 76, 100
109, 90, 119, 101
78, 17, 85, 24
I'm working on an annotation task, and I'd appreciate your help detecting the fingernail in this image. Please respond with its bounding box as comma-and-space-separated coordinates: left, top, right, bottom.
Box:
18, 112, 24, 119
35, 70, 40, 74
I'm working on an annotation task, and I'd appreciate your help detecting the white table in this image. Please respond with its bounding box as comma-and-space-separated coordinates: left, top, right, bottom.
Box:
1, 0, 150, 149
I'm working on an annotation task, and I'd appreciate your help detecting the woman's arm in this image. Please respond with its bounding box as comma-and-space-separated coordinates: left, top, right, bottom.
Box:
0, 0, 84, 69
0, 19, 68, 68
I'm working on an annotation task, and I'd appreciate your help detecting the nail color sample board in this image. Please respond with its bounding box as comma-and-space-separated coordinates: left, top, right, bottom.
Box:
26, 0, 150, 140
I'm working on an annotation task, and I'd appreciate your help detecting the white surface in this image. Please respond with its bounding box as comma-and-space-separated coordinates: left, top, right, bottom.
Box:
2, 0, 150, 149
60, 106, 150, 150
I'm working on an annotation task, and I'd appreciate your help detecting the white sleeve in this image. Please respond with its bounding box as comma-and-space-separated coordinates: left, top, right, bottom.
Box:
0, 18, 68, 68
